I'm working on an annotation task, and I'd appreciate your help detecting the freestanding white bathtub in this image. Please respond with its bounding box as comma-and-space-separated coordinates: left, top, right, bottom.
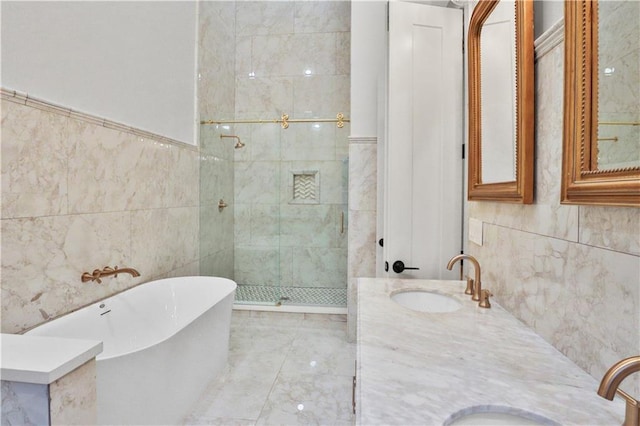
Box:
26, 276, 236, 425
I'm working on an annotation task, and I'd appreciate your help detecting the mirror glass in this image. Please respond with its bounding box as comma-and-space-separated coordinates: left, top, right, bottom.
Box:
561, 0, 639, 207
467, 0, 534, 203
595, 1, 640, 171
480, 0, 516, 183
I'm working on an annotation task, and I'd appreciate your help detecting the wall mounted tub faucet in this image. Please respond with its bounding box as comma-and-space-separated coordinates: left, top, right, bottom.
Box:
598, 356, 640, 426
81, 266, 140, 284
446, 254, 489, 307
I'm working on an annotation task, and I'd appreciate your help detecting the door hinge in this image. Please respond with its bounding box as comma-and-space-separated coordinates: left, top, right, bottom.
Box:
462, 144, 466, 159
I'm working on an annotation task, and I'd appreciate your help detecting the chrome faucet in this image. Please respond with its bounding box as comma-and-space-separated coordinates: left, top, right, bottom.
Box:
598, 356, 640, 426
446, 254, 484, 303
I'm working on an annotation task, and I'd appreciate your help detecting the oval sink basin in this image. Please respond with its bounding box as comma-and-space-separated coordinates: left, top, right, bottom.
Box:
448, 411, 552, 426
391, 290, 461, 313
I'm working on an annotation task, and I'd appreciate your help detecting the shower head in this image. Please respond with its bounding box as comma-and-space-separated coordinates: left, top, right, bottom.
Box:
220, 134, 245, 149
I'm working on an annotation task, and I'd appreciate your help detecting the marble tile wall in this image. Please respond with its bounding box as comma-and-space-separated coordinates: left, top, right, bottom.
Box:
232, 1, 351, 291
0, 381, 49, 425
49, 360, 97, 425
468, 39, 640, 395
198, 1, 236, 280
347, 137, 377, 341
1, 94, 200, 334
0, 360, 97, 425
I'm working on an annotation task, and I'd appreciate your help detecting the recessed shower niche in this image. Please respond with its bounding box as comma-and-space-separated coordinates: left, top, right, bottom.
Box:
291, 171, 320, 204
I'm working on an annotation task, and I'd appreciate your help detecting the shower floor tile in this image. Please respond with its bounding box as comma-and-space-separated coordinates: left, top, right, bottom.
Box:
235, 285, 347, 307
183, 310, 355, 426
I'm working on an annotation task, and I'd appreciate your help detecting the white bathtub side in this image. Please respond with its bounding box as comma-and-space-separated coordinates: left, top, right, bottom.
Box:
97, 290, 235, 425
26, 276, 237, 360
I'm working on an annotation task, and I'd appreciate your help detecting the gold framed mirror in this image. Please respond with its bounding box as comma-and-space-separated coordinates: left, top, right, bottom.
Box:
561, 0, 640, 207
468, 0, 534, 203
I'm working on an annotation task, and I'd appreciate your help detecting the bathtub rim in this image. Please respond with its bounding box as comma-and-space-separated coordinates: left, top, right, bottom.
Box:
21, 276, 237, 336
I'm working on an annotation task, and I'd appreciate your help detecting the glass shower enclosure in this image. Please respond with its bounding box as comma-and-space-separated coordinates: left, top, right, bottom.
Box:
199, 120, 349, 308
197, 0, 351, 309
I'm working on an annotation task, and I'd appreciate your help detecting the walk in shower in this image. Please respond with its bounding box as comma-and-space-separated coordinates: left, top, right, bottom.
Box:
198, 1, 350, 309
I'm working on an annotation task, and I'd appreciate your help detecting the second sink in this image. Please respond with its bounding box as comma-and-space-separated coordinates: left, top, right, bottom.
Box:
391, 290, 461, 313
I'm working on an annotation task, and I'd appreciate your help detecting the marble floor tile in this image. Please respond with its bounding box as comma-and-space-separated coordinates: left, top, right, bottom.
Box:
184, 310, 355, 426
255, 374, 354, 426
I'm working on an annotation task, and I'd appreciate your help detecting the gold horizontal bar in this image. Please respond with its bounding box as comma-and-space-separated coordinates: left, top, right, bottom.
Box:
597, 136, 618, 142
201, 118, 281, 125
201, 112, 350, 128
599, 121, 640, 126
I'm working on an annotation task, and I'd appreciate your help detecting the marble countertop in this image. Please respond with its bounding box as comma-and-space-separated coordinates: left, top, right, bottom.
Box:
356, 278, 625, 425
1, 333, 102, 384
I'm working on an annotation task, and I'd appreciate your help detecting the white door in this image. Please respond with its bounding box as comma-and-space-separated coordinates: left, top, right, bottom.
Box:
383, 1, 463, 279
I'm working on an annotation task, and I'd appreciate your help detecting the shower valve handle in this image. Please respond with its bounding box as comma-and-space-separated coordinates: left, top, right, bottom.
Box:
392, 260, 420, 274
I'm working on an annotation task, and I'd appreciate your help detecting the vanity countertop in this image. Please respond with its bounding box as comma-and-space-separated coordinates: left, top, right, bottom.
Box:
0, 333, 102, 384
356, 278, 625, 425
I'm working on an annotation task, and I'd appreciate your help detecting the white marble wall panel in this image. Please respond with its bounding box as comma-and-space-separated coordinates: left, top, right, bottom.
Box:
279, 247, 294, 287
1, 381, 49, 425
248, 204, 280, 246
347, 139, 377, 341
347, 209, 377, 281
252, 33, 336, 77
2, 98, 200, 334
49, 360, 97, 426
292, 247, 348, 288
579, 206, 640, 255
234, 247, 280, 286
293, 75, 350, 118
348, 143, 377, 212
201, 250, 234, 281
1, 100, 69, 219
168, 146, 199, 208
162, 261, 201, 279
131, 207, 199, 280
238, 124, 282, 162
235, 36, 253, 79
201, 125, 235, 161
279, 204, 335, 247
200, 153, 233, 207
234, 161, 280, 204
200, 204, 234, 258
198, 1, 236, 120
1, 212, 135, 333
467, 40, 640, 394
235, 77, 294, 119
294, 1, 351, 34
236, 2, 294, 37
67, 122, 169, 213
472, 224, 640, 395
233, 203, 252, 246
280, 124, 336, 161
336, 32, 351, 76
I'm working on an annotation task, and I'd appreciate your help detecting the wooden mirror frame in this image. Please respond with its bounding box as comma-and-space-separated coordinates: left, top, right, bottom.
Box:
561, 0, 640, 207
468, 0, 534, 203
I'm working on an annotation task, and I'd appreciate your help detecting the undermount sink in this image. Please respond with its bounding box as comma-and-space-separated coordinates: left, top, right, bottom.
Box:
447, 410, 554, 426
391, 290, 461, 313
